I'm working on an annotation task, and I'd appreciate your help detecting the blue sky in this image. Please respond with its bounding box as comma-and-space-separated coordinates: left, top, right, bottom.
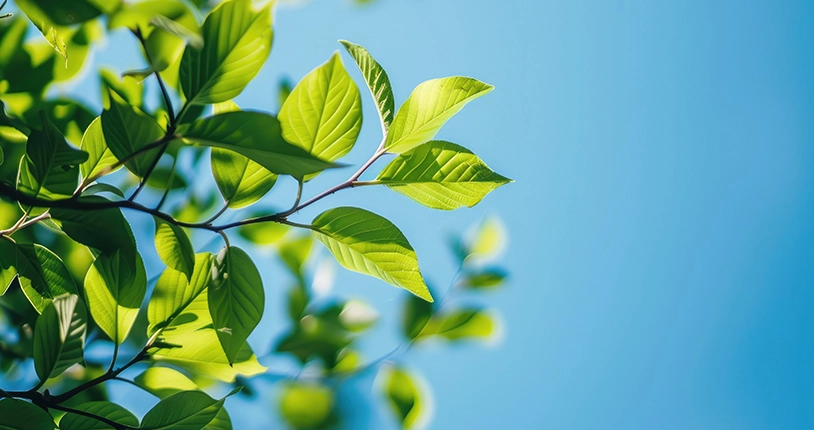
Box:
11, 0, 814, 428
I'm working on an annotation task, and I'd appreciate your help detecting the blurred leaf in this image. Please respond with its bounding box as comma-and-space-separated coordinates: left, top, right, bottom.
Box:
154, 217, 195, 279
462, 268, 507, 289
382, 366, 424, 429
237, 219, 288, 246
279, 52, 362, 174
311, 207, 433, 302
278, 382, 334, 430
107, 0, 187, 31
145, 165, 188, 190
469, 216, 506, 259
84, 250, 146, 344
0, 398, 55, 429
276, 305, 352, 368
385, 77, 493, 154
278, 235, 313, 277
402, 293, 433, 341
180, 0, 272, 105
433, 308, 495, 341
209, 246, 264, 364
338, 300, 378, 332
277, 77, 292, 109
58, 401, 138, 430
340, 40, 395, 135
79, 116, 121, 180
33, 294, 86, 381
100, 67, 143, 110
101, 90, 165, 177
374, 140, 511, 210
148, 253, 213, 335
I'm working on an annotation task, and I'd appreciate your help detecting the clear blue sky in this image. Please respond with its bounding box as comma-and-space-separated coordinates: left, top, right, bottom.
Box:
26, 0, 814, 428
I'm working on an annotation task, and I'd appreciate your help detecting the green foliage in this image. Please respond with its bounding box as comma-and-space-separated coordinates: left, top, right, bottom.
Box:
0, 0, 511, 428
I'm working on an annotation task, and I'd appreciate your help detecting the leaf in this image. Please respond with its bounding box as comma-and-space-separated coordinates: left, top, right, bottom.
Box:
339, 40, 395, 135
51, 199, 137, 259
279, 52, 362, 168
140, 390, 223, 430
402, 293, 433, 341
311, 207, 432, 302
468, 216, 506, 259
183, 111, 337, 178
278, 383, 334, 429
211, 148, 277, 209
84, 250, 146, 344
382, 366, 424, 429
385, 77, 493, 153
154, 217, 195, 279
0, 398, 55, 429
179, 0, 273, 105
79, 116, 120, 180
107, 0, 187, 31
236, 219, 288, 246
150, 292, 267, 382
433, 308, 495, 341
462, 268, 507, 289
0, 146, 4, 166
373, 140, 511, 210
58, 401, 138, 430
147, 253, 213, 335
101, 90, 165, 177
0, 242, 78, 313
100, 67, 143, 110
18, 112, 88, 200
145, 165, 188, 190
134, 367, 199, 399
209, 247, 264, 364
33, 294, 86, 381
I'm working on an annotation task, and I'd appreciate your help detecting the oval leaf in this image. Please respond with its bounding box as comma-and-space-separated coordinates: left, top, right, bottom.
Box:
374, 140, 511, 210
18, 113, 88, 200
279, 52, 362, 167
211, 148, 277, 209
147, 253, 214, 336
154, 217, 195, 279
84, 250, 146, 345
339, 40, 395, 135
209, 246, 264, 365
134, 367, 199, 399
384, 77, 493, 153
140, 390, 222, 430
58, 401, 138, 430
0, 398, 55, 429
311, 207, 432, 302
179, 0, 273, 105
33, 294, 86, 382
5, 243, 78, 313
183, 111, 337, 178
101, 90, 165, 177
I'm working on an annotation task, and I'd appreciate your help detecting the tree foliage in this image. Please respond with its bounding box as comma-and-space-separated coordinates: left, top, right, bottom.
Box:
0, 0, 511, 428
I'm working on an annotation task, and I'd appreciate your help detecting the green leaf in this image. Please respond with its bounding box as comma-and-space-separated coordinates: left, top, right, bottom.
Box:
402, 293, 434, 341
339, 40, 395, 135
58, 401, 138, 430
236, 219, 288, 246
150, 291, 267, 382
278, 235, 313, 278
382, 366, 424, 429
183, 111, 337, 178
18, 112, 88, 200
134, 367, 199, 399
209, 247, 264, 365
279, 52, 362, 168
33, 294, 86, 381
101, 90, 165, 177
433, 308, 495, 340
278, 383, 334, 430
84, 250, 146, 344
107, 0, 187, 31
311, 207, 432, 302
147, 253, 214, 335
0, 398, 55, 429
179, 0, 273, 105
100, 67, 144, 110
14, 0, 103, 62
0, 146, 4, 166
79, 116, 120, 181
145, 165, 188, 190
140, 390, 223, 430
0, 241, 78, 313
154, 217, 195, 279
462, 268, 507, 289
51, 199, 137, 259
373, 141, 511, 210
468, 216, 506, 259
385, 77, 493, 153
211, 148, 277, 209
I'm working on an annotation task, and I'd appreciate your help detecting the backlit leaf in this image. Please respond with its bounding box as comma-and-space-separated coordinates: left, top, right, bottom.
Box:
79, 116, 120, 181
311, 207, 432, 302
382, 366, 424, 429
148, 253, 214, 336
33, 294, 86, 381
339, 40, 394, 135
84, 250, 146, 344
58, 401, 138, 430
101, 90, 165, 177
140, 390, 222, 430
279, 383, 334, 429
154, 217, 195, 279
134, 367, 199, 399
0, 242, 77, 313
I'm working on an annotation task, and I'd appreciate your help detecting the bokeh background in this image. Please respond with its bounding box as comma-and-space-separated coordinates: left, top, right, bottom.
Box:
12, 0, 814, 428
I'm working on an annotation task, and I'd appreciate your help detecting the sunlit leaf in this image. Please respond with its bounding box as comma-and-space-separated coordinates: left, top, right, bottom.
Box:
58, 401, 138, 430
180, 0, 273, 104
468, 216, 506, 259
279, 52, 362, 169
134, 367, 199, 399
148, 253, 214, 335
84, 250, 146, 344
79, 116, 120, 181
33, 294, 86, 381
100, 67, 143, 110
385, 77, 493, 153
373, 140, 511, 210
154, 217, 195, 279
0, 241, 78, 313
237, 219, 288, 246
433, 308, 495, 341
311, 207, 432, 302
382, 366, 424, 429
211, 148, 277, 209
279, 383, 334, 429
209, 247, 264, 364
462, 268, 507, 289
101, 90, 165, 177
339, 40, 394, 135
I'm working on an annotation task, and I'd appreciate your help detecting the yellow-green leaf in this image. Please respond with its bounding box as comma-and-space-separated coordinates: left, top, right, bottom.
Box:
339, 40, 394, 136
154, 217, 195, 279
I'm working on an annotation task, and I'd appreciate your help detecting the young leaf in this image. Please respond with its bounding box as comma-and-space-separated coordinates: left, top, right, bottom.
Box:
58, 401, 139, 430
385, 77, 494, 153
0, 243, 78, 313
84, 250, 147, 345
33, 294, 87, 381
151, 292, 267, 382
209, 246, 264, 364
101, 90, 165, 177
180, 0, 273, 105
211, 147, 277, 209
382, 366, 424, 429
373, 140, 511, 210
148, 253, 214, 335
0, 398, 56, 430
79, 116, 121, 181
279, 52, 362, 167
183, 111, 337, 178
339, 40, 395, 135
134, 367, 199, 399
311, 207, 433, 302
140, 390, 223, 430
154, 217, 195, 279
